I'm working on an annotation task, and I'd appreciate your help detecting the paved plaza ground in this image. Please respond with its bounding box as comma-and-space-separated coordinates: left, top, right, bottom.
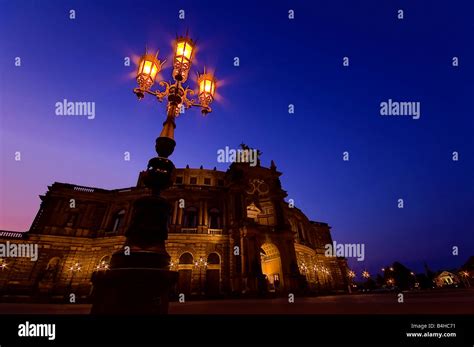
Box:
0, 288, 472, 314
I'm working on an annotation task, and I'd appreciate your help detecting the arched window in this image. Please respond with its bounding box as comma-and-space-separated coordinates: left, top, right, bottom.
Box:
183, 207, 198, 228
207, 252, 220, 265
112, 210, 126, 232
179, 252, 194, 264
208, 208, 221, 229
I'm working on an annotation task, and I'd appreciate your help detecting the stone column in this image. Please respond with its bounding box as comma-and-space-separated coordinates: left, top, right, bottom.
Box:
204, 200, 208, 227
177, 205, 183, 225
172, 200, 178, 225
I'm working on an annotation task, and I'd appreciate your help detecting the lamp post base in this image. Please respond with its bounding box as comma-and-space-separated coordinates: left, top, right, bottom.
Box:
90, 263, 177, 314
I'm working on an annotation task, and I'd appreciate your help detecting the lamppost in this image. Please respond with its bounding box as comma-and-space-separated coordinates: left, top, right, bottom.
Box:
95, 261, 109, 272
299, 262, 308, 276
194, 257, 208, 295
347, 270, 356, 293
315, 265, 330, 291
460, 271, 471, 287
132, 33, 216, 166
67, 262, 82, 296
90, 32, 217, 314
0, 259, 7, 297
312, 265, 321, 291
169, 260, 178, 271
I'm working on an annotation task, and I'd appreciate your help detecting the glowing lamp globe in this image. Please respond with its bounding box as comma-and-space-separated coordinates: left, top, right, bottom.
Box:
197, 72, 216, 114
173, 36, 195, 82
136, 53, 162, 91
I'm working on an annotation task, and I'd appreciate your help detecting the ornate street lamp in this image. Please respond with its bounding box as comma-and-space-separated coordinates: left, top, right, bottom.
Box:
133, 34, 217, 118
194, 257, 207, 295
135, 52, 163, 92
91, 32, 218, 314
68, 262, 82, 295
0, 259, 7, 270
173, 35, 195, 82
0, 259, 9, 297
95, 261, 110, 271
362, 270, 370, 279
169, 260, 177, 271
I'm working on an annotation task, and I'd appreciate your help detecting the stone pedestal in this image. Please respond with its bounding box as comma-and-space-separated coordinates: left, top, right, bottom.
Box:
89, 187, 178, 314
89, 138, 177, 314
90, 265, 177, 314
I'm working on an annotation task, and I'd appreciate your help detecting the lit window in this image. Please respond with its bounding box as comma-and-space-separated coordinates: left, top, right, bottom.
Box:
209, 208, 221, 229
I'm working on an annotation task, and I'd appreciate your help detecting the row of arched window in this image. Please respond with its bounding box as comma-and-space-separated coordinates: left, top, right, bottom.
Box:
178, 252, 221, 265
111, 208, 223, 232
181, 207, 222, 229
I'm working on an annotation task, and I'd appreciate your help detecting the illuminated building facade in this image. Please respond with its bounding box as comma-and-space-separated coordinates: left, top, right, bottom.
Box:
0, 161, 348, 300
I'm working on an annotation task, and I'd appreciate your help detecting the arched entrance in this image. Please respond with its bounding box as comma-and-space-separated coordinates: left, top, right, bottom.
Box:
260, 243, 283, 292
205, 252, 221, 297
178, 252, 193, 295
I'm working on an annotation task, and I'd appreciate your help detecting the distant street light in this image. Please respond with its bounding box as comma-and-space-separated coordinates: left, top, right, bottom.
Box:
68, 262, 82, 295
95, 261, 109, 271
